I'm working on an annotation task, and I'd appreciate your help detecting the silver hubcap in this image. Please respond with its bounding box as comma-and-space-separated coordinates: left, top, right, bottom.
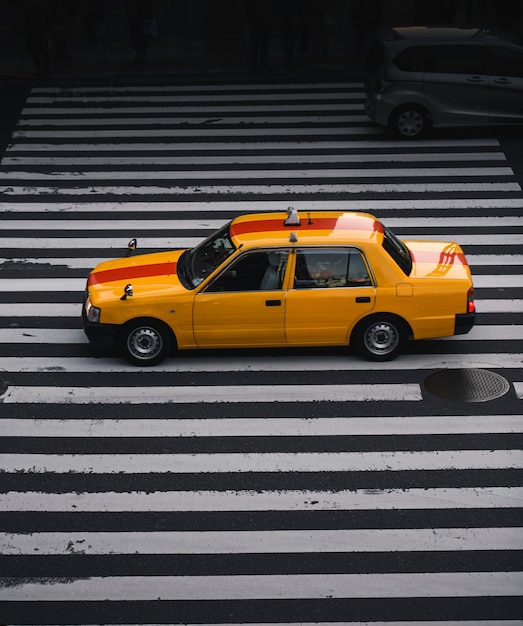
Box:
364, 322, 399, 356
128, 326, 162, 360
397, 110, 423, 136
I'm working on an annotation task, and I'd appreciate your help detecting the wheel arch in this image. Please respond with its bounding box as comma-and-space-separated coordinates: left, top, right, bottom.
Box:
350, 312, 412, 361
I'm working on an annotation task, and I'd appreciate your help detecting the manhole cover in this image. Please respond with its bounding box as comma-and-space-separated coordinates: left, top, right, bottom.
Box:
424, 368, 510, 402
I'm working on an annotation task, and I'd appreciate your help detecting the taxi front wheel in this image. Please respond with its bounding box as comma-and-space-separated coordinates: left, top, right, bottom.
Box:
353, 315, 407, 361
119, 318, 174, 366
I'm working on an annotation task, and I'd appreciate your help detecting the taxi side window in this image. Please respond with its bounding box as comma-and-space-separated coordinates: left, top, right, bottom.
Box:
205, 250, 289, 292
294, 249, 371, 289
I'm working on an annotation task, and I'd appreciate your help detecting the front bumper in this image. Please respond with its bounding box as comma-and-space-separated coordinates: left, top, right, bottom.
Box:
82, 305, 119, 345
454, 311, 476, 335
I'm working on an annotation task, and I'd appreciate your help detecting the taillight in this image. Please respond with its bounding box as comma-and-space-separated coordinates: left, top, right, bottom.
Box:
467, 286, 475, 313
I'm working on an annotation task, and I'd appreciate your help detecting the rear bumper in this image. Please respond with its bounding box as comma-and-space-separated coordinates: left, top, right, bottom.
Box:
454, 311, 476, 335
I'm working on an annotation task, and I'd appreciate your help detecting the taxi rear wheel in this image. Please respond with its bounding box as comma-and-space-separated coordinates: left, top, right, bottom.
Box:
353, 315, 408, 361
119, 318, 174, 366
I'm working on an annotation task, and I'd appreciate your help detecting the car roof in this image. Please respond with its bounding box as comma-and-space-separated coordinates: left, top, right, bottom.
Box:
229, 210, 385, 249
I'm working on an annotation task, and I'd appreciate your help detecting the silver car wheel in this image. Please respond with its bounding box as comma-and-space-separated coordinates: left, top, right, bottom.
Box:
127, 325, 163, 361
364, 321, 399, 356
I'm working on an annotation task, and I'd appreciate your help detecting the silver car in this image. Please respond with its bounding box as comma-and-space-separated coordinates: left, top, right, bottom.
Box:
365, 27, 523, 137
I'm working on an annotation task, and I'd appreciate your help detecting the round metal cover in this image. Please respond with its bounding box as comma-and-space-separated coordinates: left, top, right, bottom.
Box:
424, 368, 510, 403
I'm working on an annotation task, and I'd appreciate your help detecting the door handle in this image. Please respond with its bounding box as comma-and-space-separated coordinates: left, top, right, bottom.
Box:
266, 299, 281, 307
356, 296, 371, 303
466, 76, 486, 82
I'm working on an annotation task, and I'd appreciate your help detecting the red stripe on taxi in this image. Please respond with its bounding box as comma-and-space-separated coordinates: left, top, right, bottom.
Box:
88, 262, 177, 286
409, 249, 468, 265
230, 215, 382, 237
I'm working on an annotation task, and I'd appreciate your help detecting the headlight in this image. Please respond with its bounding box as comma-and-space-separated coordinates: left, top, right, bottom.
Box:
85, 297, 101, 323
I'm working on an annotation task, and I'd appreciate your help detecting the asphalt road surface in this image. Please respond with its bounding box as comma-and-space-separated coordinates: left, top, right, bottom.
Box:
0, 77, 522, 624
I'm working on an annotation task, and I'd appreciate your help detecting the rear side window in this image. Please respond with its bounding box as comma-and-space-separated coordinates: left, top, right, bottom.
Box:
294, 249, 372, 289
426, 44, 484, 74
393, 46, 425, 71
487, 46, 523, 77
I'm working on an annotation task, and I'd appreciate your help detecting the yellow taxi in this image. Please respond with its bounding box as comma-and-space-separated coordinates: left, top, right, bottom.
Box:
83, 209, 475, 365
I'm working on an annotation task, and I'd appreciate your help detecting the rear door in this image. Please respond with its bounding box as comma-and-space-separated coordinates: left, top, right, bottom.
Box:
285, 248, 375, 345
423, 43, 489, 126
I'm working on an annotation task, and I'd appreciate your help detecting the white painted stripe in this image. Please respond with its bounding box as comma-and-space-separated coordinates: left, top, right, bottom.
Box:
18, 111, 365, 122
515, 382, 523, 399
2, 415, 522, 438
1, 450, 519, 474
3, 198, 521, 212
2, 527, 522, 555
1, 167, 513, 180
25, 90, 363, 104
0, 324, 517, 344
0, 236, 202, 248
12, 127, 382, 139
1, 487, 521, 512
1, 572, 522, 601
0, 353, 521, 374
4, 216, 523, 231
0, 275, 518, 292
5, 138, 501, 152
5, 233, 522, 249
2, 183, 519, 196
3, 255, 522, 270
32, 81, 362, 91
29, 82, 362, 94
2, 151, 508, 166
0, 384, 423, 404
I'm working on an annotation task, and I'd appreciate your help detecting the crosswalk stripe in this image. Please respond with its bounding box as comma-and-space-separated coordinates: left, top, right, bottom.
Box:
2, 572, 522, 601
2, 254, 522, 269
0, 274, 519, 292
0, 324, 519, 344
1, 487, 522, 511
12, 127, 383, 139
0, 353, 521, 372
2, 151, 508, 165
0, 384, 423, 404
2, 234, 522, 249
3, 198, 522, 212
2, 415, 522, 437
1, 450, 521, 474
3, 527, 522, 555
1, 167, 514, 180
2, 183, 520, 196
4, 216, 523, 230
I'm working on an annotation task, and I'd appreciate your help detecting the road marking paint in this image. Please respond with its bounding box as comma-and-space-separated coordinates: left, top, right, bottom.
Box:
2, 415, 522, 437
1, 487, 521, 512
2, 527, 522, 555
1, 449, 521, 474
0, 384, 422, 404
1, 572, 522, 601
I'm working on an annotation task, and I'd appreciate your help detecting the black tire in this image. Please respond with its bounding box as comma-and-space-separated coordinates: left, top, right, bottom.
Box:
353, 315, 408, 361
119, 318, 174, 366
391, 105, 429, 138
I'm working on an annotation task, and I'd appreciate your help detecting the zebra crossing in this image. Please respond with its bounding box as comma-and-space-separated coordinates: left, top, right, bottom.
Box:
0, 81, 523, 624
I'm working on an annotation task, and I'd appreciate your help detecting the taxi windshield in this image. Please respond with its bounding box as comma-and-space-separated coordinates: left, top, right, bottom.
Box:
184, 223, 236, 287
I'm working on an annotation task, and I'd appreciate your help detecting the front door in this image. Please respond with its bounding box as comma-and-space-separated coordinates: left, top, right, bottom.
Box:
193, 249, 289, 347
